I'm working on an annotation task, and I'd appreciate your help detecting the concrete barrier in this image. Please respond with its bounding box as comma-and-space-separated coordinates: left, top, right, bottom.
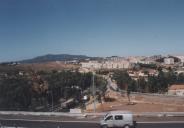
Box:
133, 112, 184, 118
0, 111, 85, 117
70, 109, 82, 114
0, 111, 184, 118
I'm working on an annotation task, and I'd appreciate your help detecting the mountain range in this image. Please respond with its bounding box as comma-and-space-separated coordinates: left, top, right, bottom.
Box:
19, 54, 96, 64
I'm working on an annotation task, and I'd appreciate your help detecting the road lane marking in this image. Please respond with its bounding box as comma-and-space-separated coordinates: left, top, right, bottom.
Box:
138, 121, 184, 124
0, 127, 26, 128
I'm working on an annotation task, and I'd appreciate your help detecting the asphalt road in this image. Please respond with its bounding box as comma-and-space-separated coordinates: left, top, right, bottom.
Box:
0, 119, 184, 128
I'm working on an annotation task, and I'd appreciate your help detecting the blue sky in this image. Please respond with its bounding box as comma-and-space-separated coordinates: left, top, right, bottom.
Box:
0, 0, 184, 62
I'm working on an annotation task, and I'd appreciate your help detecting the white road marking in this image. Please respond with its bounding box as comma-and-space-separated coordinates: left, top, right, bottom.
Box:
1, 127, 26, 128
138, 121, 184, 124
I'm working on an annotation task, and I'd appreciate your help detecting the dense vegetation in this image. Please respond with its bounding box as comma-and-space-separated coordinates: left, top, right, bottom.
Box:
0, 69, 107, 111
0, 76, 32, 110
138, 63, 157, 69
112, 70, 184, 93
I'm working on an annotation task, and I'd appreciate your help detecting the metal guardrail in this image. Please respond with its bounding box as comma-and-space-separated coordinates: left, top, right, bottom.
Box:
0, 111, 86, 117
0, 111, 184, 118
134, 112, 184, 118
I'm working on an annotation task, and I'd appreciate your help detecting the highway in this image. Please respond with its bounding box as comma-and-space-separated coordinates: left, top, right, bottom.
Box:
0, 119, 184, 128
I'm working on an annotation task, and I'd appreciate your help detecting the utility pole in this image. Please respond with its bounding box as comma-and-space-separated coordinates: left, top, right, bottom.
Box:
51, 91, 54, 112
92, 72, 96, 113
47, 90, 54, 112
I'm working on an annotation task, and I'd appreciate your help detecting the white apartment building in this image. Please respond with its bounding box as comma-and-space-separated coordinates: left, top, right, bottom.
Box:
164, 58, 174, 65
81, 60, 131, 69
103, 60, 130, 69
128, 57, 141, 63
127, 56, 155, 64
176, 56, 184, 63
138, 60, 155, 64
81, 61, 102, 69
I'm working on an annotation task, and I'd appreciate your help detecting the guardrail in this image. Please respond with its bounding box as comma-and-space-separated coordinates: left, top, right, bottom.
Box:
0, 111, 86, 117
134, 112, 184, 117
0, 111, 184, 118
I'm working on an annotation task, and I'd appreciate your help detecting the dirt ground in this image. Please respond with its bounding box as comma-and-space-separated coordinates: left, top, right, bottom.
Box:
87, 101, 184, 113
86, 90, 184, 113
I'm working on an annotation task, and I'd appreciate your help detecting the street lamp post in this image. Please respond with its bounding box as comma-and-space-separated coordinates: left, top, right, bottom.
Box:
47, 90, 54, 112
92, 72, 96, 113
51, 91, 54, 112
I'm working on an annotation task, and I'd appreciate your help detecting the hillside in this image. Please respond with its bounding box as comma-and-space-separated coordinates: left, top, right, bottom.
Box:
19, 54, 95, 64
19, 61, 79, 71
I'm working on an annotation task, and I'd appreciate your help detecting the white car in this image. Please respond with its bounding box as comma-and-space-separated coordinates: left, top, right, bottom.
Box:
100, 111, 137, 128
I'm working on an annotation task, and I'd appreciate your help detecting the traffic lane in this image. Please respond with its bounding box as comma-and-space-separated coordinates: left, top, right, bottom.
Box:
0, 120, 99, 128
138, 123, 184, 128
1, 114, 184, 122
62, 122, 184, 128
0, 120, 184, 128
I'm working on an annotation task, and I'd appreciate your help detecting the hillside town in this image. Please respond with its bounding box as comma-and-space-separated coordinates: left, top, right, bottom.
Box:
79, 55, 184, 96
80, 55, 182, 76
80, 55, 184, 70
0, 54, 184, 113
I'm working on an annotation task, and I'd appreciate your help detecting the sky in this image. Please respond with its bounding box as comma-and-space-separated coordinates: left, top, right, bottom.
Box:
0, 0, 184, 62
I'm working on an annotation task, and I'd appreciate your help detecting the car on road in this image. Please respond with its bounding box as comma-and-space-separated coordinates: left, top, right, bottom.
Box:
100, 111, 137, 128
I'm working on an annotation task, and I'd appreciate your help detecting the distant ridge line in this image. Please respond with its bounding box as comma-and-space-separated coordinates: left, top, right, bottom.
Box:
18, 54, 100, 64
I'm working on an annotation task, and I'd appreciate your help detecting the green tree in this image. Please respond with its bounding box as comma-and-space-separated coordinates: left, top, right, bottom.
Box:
43, 71, 106, 106
112, 70, 132, 90
0, 76, 32, 110
177, 73, 184, 83
128, 80, 137, 92
166, 69, 177, 85
157, 70, 168, 92
138, 77, 147, 93
147, 76, 158, 93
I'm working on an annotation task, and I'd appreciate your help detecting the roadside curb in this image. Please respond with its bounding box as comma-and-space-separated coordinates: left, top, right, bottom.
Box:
0, 111, 184, 118
0, 111, 87, 117
133, 112, 184, 118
